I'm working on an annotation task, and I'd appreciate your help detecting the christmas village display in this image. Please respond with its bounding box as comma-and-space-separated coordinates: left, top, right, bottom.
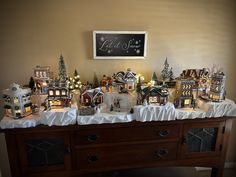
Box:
2, 56, 227, 119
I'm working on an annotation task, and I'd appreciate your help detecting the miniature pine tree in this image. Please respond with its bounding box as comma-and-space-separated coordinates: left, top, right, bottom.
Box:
136, 76, 142, 92
58, 54, 67, 81
161, 58, 170, 83
151, 72, 158, 85
92, 72, 100, 88
68, 69, 82, 91
28, 77, 35, 91
169, 67, 174, 81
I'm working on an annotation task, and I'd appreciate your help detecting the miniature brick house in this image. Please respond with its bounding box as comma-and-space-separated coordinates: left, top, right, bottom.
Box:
81, 89, 104, 106
209, 72, 226, 102
2, 83, 32, 119
47, 80, 72, 108
174, 79, 195, 108
33, 65, 52, 94
141, 86, 169, 105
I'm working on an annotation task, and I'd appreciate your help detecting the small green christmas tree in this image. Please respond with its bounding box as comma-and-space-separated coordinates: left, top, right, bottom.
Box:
58, 54, 67, 81
151, 72, 158, 85
68, 69, 82, 91
92, 72, 100, 88
161, 58, 170, 84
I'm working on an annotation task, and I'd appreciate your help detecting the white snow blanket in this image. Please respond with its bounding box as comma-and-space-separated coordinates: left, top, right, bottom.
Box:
0, 114, 41, 129
134, 102, 177, 122
40, 107, 77, 126
77, 112, 135, 125
176, 99, 236, 120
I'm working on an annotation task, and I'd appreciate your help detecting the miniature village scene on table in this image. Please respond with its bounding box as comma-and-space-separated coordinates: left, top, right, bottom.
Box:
1, 55, 229, 120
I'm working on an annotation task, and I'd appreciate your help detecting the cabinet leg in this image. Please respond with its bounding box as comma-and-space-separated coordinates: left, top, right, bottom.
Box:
211, 167, 224, 177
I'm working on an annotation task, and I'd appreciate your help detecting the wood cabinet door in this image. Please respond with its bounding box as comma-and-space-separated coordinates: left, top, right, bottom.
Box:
180, 120, 225, 159
16, 131, 71, 174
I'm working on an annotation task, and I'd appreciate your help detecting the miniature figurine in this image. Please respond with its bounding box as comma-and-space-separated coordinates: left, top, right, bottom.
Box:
110, 104, 114, 111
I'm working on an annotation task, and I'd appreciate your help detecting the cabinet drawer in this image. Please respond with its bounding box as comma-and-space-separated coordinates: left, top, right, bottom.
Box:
74, 125, 179, 145
75, 142, 177, 170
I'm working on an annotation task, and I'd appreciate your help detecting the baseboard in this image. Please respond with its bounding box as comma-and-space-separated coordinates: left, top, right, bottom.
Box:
195, 162, 236, 171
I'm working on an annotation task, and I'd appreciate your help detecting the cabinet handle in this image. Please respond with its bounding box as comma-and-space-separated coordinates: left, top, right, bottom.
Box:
182, 136, 187, 144
87, 134, 100, 142
64, 144, 71, 154
155, 149, 169, 158
87, 155, 99, 163
159, 129, 170, 137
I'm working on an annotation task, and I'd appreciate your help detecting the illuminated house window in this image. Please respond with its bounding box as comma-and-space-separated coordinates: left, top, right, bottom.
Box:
49, 90, 54, 96
149, 97, 157, 103
25, 107, 31, 112
61, 90, 66, 95
14, 97, 19, 104
55, 90, 60, 96
184, 99, 190, 105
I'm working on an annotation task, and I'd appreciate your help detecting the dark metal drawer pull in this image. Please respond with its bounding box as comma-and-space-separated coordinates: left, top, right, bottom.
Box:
64, 144, 71, 154
87, 155, 99, 163
155, 149, 169, 158
87, 134, 100, 142
159, 129, 170, 137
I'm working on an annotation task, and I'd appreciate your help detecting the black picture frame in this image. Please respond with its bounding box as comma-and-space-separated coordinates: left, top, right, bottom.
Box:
93, 31, 147, 59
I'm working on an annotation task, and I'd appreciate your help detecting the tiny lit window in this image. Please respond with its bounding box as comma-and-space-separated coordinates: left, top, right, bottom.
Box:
13, 97, 19, 104
55, 90, 60, 96
7, 109, 12, 114
61, 90, 66, 95
49, 90, 54, 96
85, 99, 89, 103
184, 99, 190, 105
149, 97, 157, 103
25, 107, 31, 113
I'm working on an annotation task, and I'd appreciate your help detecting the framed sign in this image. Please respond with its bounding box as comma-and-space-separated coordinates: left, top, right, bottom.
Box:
93, 31, 147, 59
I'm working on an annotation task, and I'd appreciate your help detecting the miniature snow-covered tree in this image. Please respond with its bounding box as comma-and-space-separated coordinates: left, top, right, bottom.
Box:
161, 58, 170, 84
68, 69, 82, 92
92, 72, 100, 88
28, 77, 35, 91
169, 67, 175, 81
58, 54, 67, 81
151, 72, 158, 85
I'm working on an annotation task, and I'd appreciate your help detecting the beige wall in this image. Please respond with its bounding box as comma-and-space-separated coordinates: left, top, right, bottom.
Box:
0, 0, 236, 176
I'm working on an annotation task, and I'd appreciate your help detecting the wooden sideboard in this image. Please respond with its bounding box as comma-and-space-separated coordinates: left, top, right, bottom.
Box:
0, 117, 234, 177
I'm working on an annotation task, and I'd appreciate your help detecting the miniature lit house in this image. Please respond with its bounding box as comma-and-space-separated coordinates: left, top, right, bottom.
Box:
81, 88, 104, 106
47, 80, 72, 108
209, 72, 226, 102
141, 86, 169, 105
113, 68, 137, 92
180, 68, 210, 96
174, 79, 195, 108
33, 65, 52, 94
2, 83, 32, 119
124, 68, 137, 90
